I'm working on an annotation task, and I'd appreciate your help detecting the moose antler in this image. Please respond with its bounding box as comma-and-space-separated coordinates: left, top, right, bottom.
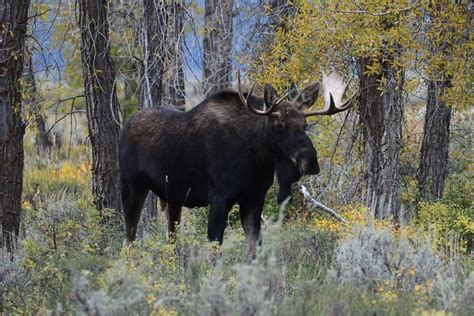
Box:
236, 70, 286, 117
304, 70, 357, 117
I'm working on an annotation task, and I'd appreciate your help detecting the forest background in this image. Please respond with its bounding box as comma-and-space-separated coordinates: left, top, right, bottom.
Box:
0, 0, 472, 314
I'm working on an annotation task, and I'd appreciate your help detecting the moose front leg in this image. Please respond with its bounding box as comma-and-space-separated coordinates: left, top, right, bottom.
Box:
276, 159, 301, 205
239, 196, 265, 259
207, 195, 234, 244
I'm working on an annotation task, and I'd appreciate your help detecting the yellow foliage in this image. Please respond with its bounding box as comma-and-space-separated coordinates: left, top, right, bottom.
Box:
24, 161, 91, 196
311, 204, 394, 238
150, 306, 178, 316
250, 0, 471, 110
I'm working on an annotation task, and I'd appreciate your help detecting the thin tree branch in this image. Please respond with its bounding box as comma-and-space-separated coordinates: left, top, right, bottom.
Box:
300, 185, 349, 223
328, 6, 414, 17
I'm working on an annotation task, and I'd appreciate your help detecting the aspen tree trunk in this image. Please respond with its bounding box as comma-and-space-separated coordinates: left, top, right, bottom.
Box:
359, 56, 404, 221
203, 0, 233, 96
78, 0, 122, 220
0, 0, 30, 251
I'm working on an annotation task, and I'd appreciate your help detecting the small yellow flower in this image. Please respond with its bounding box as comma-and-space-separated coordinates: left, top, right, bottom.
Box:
21, 200, 31, 209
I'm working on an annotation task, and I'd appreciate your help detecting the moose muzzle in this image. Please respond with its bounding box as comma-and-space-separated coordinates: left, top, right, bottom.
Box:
296, 151, 320, 175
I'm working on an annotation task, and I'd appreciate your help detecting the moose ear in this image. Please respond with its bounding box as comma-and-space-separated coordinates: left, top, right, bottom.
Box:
294, 82, 320, 109
264, 84, 278, 110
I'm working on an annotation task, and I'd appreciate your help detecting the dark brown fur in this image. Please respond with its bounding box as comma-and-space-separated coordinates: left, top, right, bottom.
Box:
119, 85, 320, 257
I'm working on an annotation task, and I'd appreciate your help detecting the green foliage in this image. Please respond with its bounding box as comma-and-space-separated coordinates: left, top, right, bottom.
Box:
415, 174, 474, 253
2, 192, 125, 313
334, 225, 441, 294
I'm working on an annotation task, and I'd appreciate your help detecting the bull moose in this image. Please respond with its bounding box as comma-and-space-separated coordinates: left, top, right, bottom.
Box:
119, 70, 355, 255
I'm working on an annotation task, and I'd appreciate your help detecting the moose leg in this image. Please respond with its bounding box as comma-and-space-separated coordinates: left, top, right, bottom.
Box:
159, 199, 167, 212
122, 180, 148, 243
277, 181, 293, 206
276, 159, 301, 205
239, 196, 265, 259
207, 195, 234, 244
165, 203, 182, 241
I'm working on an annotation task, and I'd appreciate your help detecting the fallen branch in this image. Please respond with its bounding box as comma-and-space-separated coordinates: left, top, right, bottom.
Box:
300, 185, 349, 224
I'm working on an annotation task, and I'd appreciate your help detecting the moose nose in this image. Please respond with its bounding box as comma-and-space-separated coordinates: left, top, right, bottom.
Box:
297, 152, 320, 175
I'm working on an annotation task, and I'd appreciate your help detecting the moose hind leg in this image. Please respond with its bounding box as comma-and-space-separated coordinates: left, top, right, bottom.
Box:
122, 180, 148, 243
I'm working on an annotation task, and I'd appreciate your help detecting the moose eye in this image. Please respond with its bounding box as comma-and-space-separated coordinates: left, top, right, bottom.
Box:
275, 123, 285, 133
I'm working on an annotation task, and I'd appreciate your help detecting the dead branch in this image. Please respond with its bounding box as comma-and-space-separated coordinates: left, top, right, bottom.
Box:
45, 110, 86, 135
300, 185, 349, 223
45, 95, 85, 110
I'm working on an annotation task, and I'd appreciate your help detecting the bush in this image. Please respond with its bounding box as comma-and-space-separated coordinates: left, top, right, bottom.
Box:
432, 259, 474, 314
416, 174, 474, 253
4, 155, 472, 315
4, 193, 123, 313
332, 225, 441, 292
66, 218, 337, 315
457, 272, 474, 316
0, 251, 31, 313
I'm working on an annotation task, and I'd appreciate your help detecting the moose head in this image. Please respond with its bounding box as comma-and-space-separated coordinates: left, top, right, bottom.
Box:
237, 70, 357, 204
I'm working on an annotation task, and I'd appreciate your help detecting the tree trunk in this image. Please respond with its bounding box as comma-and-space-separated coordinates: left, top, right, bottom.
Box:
203, 0, 233, 96
162, 1, 186, 110
23, 55, 52, 157
417, 80, 451, 200
359, 56, 404, 221
416, 2, 462, 202
141, 0, 167, 109
140, 1, 187, 219
0, 0, 30, 251
78, 0, 122, 219
140, 0, 168, 219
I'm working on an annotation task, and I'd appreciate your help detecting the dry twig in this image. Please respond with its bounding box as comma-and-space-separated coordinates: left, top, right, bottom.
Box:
300, 185, 348, 223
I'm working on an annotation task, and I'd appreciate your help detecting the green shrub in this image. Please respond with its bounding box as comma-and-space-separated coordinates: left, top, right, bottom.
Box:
416, 174, 474, 253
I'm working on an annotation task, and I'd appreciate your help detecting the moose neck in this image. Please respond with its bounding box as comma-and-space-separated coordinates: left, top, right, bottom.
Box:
237, 114, 274, 162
